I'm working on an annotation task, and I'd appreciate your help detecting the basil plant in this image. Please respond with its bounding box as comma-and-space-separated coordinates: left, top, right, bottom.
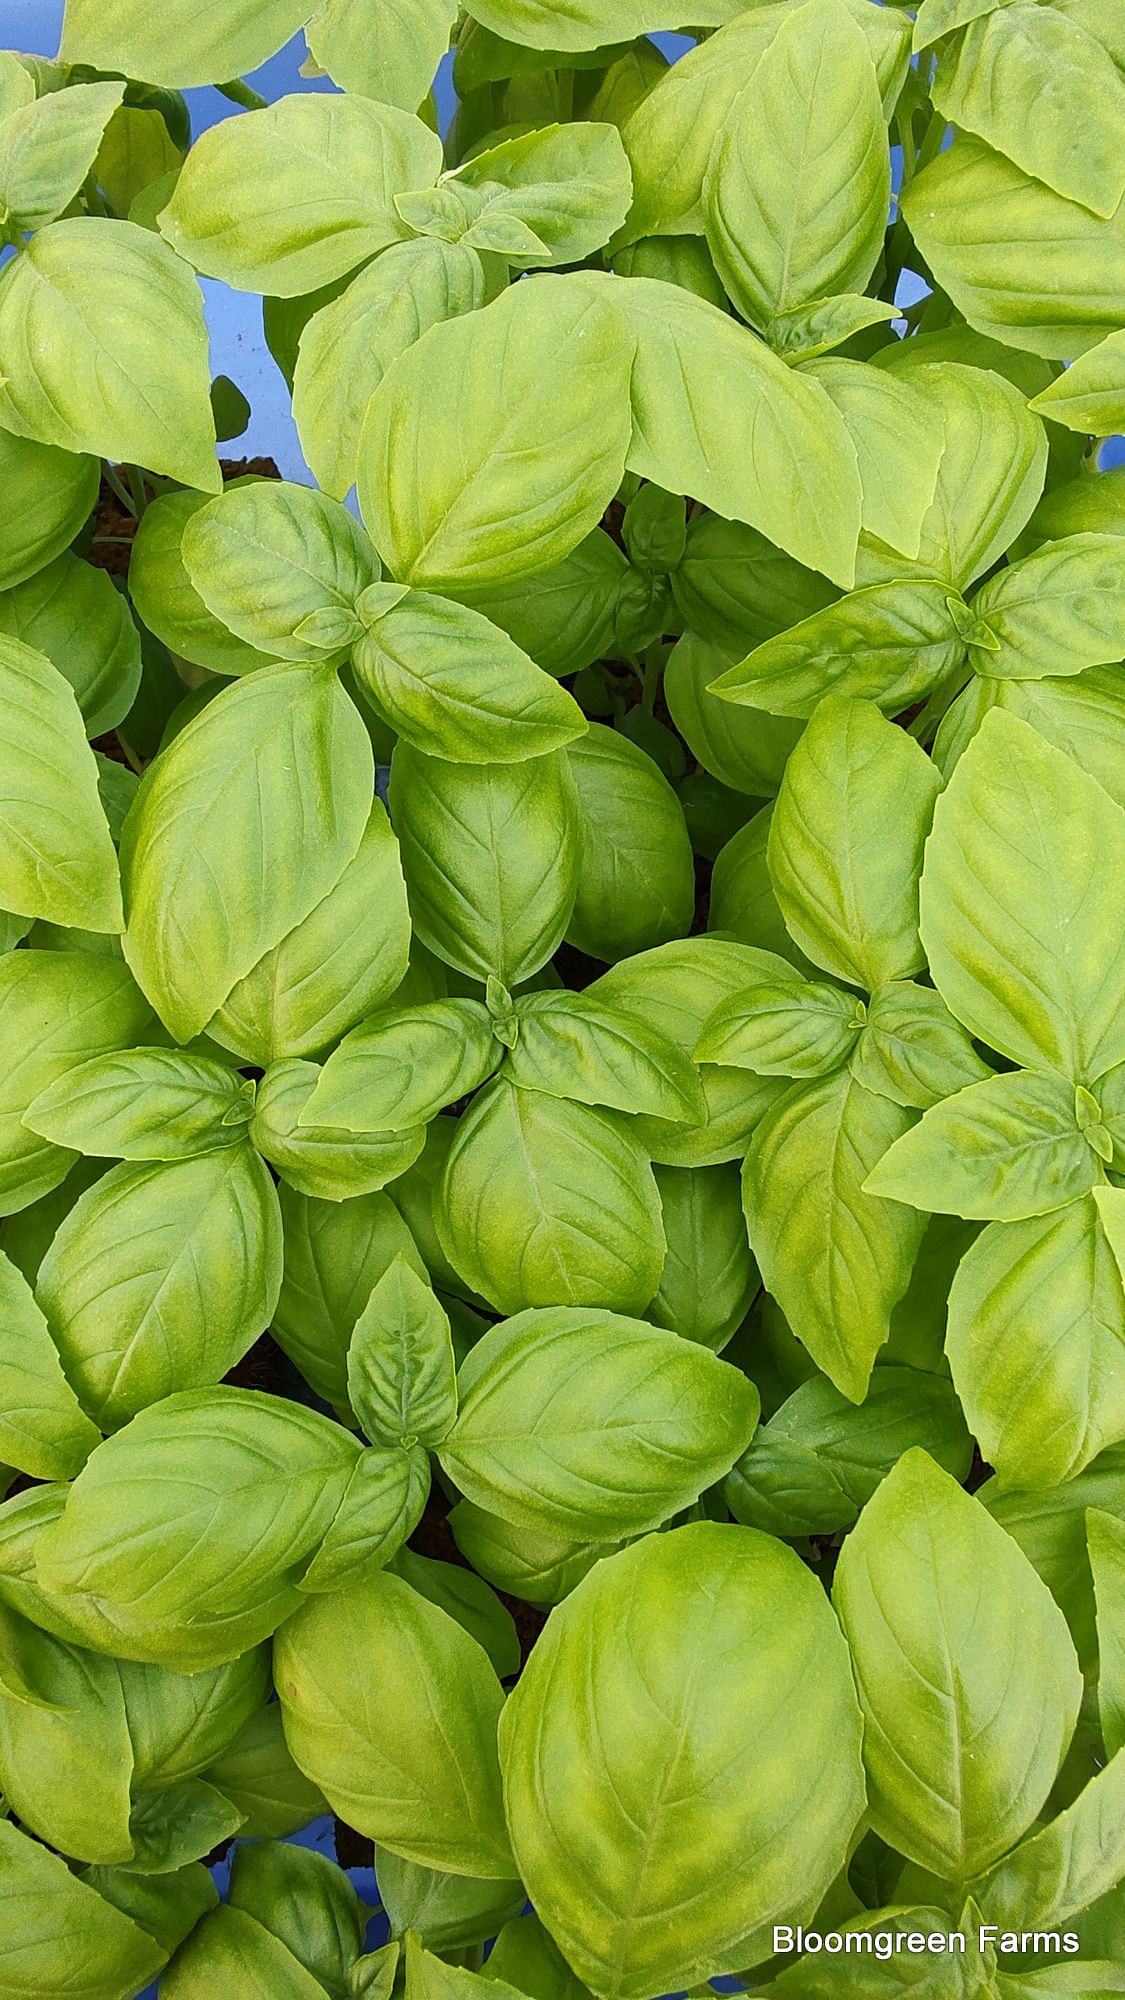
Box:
2, 0, 1125, 1994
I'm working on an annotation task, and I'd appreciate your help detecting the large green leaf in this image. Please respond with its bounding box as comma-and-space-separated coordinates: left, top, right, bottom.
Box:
302, 999, 499, 1134
592, 274, 862, 587
461, 0, 744, 52
0, 80, 124, 232
564, 723, 695, 961
902, 137, 1125, 360
122, 663, 373, 1042
160, 94, 443, 295
702, 0, 889, 328
60, 0, 313, 87
1030, 328, 1125, 434
500, 1524, 865, 1999
0, 1604, 135, 1865
803, 359, 947, 562
919, 709, 1125, 1080
0, 1247, 100, 1480
0, 429, 99, 594
25, 1048, 255, 1162
227, 1838, 366, 1992
0, 554, 142, 739
181, 482, 379, 665
294, 240, 487, 501
0, 218, 219, 492
389, 743, 578, 984
768, 695, 941, 991
354, 585, 585, 762
35, 1389, 360, 1668
935, 667, 1125, 814
435, 1077, 666, 1316
207, 801, 410, 1067
710, 581, 967, 718
36, 1150, 283, 1432
275, 1569, 516, 1877
834, 1449, 1082, 1880
866, 1071, 1103, 1221
742, 1068, 927, 1400
358, 276, 634, 588
0, 1819, 164, 2000
0, 635, 123, 933
439, 1306, 757, 1540
307, 0, 459, 110
930, 3, 1125, 218
947, 1194, 1125, 1487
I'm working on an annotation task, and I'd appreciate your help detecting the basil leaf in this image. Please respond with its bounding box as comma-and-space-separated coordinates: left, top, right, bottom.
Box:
664, 632, 803, 797
160, 93, 443, 295
392, 1548, 520, 1681
202, 1703, 328, 1841
851, 981, 992, 1110
449, 121, 632, 267
0, 1819, 165, 2000
973, 1747, 1125, 1931
0, 553, 142, 738
127, 1778, 245, 1875
672, 510, 838, 658
129, 487, 274, 678
228, 1837, 365, 1993
308, 0, 458, 109
449, 1498, 612, 1609
0, 218, 219, 493
297, 1441, 430, 1593
0, 635, 123, 933
252, 1059, 425, 1202
354, 584, 585, 761
0, 1602, 134, 1862
79, 1861, 218, 1960
767, 292, 898, 366
508, 991, 706, 1123
36, 1149, 282, 1431
947, 1193, 1125, 1488
358, 276, 633, 589
499, 1524, 865, 1998
389, 743, 578, 984
122, 663, 374, 1042
0, 80, 124, 231
379, 1860, 523, 1953
744, 1070, 928, 1400
294, 239, 486, 501
710, 580, 967, 718
303, 998, 498, 1134
35, 1389, 360, 1668
564, 723, 695, 960
159, 1903, 329, 2000
181, 481, 379, 665
0, 1246, 100, 1479
454, 528, 629, 682
803, 358, 948, 563
920, 709, 1125, 1080
867, 1071, 1105, 1221
697, 975, 865, 1079
275, 1568, 516, 1877
25, 1047, 254, 1161
208, 800, 411, 1067
440, 1305, 757, 1540
435, 1077, 666, 1316
348, 1257, 458, 1448
0, 428, 99, 593
702, 0, 889, 328
834, 1448, 1082, 1881
769, 695, 941, 992
969, 534, 1125, 682
648, 1161, 759, 1353
60, 0, 313, 88
273, 1184, 427, 1414
1030, 328, 1125, 435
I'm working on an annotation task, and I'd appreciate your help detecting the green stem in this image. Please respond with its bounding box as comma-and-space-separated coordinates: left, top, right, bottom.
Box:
218, 78, 268, 111
915, 106, 949, 179
126, 464, 150, 518
640, 643, 663, 713
102, 464, 138, 517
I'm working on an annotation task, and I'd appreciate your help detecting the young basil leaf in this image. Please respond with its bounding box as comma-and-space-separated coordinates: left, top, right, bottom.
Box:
726, 1366, 972, 1539
275, 1567, 516, 1877
354, 584, 585, 761
0, 80, 124, 231
60, 0, 314, 89
710, 580, 967, 718
303, 998, 498, 1135
160, 93, 443, 295
0, 635, 123, 933
921, 709, 1125, 1081
35, 1389, 361, 1668
799, 358, 948, 565
36, 1149, 282, 1432
358, 276, 634, 589
294, 238, 486, 501
968, 533, 1125, 682
439, 1305, 757, 1540
767, 293, 897, 366
834, 1449, 1082, 1881
389, 743, 578, 984
181, 482, 379, 664
435, 1077, 666, 1315
228, 1838, 366, 1994
127, 1778, 246, 1875
0, 952, 154, 1216
697, 975, 865, 1079
0, 553, 142, 738
208, 800, 410, 1067
769, 695, 941, 992
273, 1184, 427, 1415
508, 990, 706, 1123
348, 1256, 458, 1448
702, 0, 889, 329
24, 1047, 254, 1161
448, 121, 632, 266
1089, 1508, 1125, 1758
122, 663, 374, 1042
0, 428, 99, 594
252, 1059, 426, 1201
563, 723, 695, 960
0, 1246, 100, 1479
297, 1441, 431, 1594
0, 1819, 165, 2000
947, 1193, 1125, 1488
0, 218, 219, 493
500, 1523, 865, 1999
866, 1071, 1105, 1221
851, 981, 991, 1110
